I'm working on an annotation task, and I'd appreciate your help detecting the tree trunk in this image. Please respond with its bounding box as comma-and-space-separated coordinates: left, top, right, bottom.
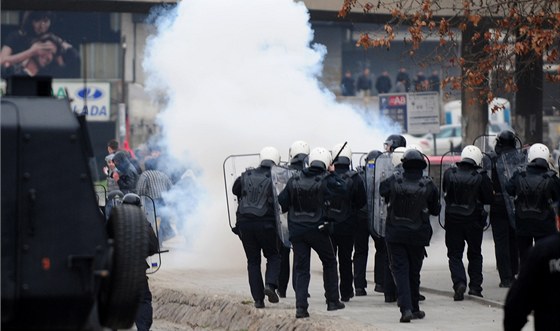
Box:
515, 51, 543, 146
461, 23, 489, 149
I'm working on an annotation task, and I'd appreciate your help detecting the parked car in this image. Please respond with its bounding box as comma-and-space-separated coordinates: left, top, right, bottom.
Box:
419, 122, 515, 155
419, 125, 462, 155
402, 133, 433, 155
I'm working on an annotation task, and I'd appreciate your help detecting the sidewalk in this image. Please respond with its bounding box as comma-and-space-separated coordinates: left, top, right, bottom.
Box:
146, 228, 534, 331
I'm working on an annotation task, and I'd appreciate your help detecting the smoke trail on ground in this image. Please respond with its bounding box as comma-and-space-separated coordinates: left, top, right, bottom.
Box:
143, 0, 398, 268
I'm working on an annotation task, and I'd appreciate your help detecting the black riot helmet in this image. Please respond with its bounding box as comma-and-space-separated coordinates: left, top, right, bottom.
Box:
365, 150, 383, 163
384, 134, 407, 152
495, 130, 516, 149
401, 149, 427, 170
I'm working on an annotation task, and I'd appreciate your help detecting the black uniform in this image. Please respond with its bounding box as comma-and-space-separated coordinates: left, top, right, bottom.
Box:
330, 163, 367, 301
443, 161, 493, 297
490, 146, 520, 287
278, 165, 345, 315
232, 164, 281, 306
503, 232, 560, 331
380, 165, 440, 321
505, 158, 560, 265
277, 155, 306, 297
353, 164, 386, 294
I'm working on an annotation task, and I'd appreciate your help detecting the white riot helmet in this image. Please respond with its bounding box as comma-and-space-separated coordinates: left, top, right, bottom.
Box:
461, 145, 483, 166
259, 146, 281, 166
289, 140, 310, 159
528, 143, 550, 163
309, 147, 332, 169
331, 143, 352, 165
391, 147, 407, 167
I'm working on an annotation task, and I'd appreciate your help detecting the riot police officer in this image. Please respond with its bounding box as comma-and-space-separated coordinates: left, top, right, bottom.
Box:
379, 134, 407, 302
277, 140, 310, 298
380, 149, 441, 322
232, 146, 281, 309
506, 143, 560, 265
442, 145, 493, 300
353, 150, 386, 296
503, 214, 560, 331
278, 147, 345, 318
489, 130, 521, 287
329, 143, 367, 302
288, 140, 309, 171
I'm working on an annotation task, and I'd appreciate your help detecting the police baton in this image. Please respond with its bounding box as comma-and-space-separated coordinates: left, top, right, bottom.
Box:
331, 141, 348, 167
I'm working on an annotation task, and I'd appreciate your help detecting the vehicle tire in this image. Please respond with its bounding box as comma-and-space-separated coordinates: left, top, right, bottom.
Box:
98, 203, 148, 329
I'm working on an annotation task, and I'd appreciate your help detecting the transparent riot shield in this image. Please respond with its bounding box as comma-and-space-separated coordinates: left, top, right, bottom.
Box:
222, 153, 260, 230
438, 151, 462, 229
140, 194, 163, 274
94, 184, 107, 209
422, 152, 431, 177
371, 153, 394, 237
352, 152, 367, 170
481, 153, 492, 230
473, 134, 496, 155
364, 155, 377, 236
495, 149, 527, 229
271, 165, 296, 248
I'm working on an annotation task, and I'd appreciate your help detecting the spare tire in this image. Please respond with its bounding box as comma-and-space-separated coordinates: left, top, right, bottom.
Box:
98, 203, 148, 329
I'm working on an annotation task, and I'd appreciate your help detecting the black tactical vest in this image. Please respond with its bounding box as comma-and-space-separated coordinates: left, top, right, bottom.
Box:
389, 173, 430, 230
288, 173, 327, 224
515, 169, 555, 221
238, 168, 273, 217
326, 170, 356, 223
445, 168, 482, 217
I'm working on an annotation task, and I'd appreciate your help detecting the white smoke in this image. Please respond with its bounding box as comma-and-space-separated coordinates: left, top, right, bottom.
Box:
143, 0, 398, 268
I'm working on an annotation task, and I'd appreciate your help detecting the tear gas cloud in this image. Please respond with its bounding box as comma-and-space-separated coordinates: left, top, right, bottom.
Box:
143, 0, 399, 268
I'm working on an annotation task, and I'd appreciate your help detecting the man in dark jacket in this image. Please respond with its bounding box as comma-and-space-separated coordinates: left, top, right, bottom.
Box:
380, 149, 441, 323
278, 147, 346, 318
506, 143, 560, 265
356, 68, 373, 97
112, 151, 140, 194
232, 146, 281, 309
329, 143, 367, 302
442, 145, 494, 301
340, 70, 356, 96
375, 71, 392, 94
503, 214, 560, 331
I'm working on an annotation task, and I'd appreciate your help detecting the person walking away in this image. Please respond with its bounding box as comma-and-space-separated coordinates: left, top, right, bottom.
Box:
329, 143, 367, 302
380, 134, 408, 303
232, 146, 281, 309
136, 163, 175, 245
505, 143, 560, 265
489, 130, 522, 287
442, 145, 493, 301
278, 147, 346, 318
380, 149, 441, 322
276, 140, 310, 298
353, 150, 386, 295
503, 211, 560, 331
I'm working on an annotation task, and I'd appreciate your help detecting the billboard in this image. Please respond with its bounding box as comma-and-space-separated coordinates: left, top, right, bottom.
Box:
379, 92, 440, 134
1, 10, 120, 79
52, 81, 111, 122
